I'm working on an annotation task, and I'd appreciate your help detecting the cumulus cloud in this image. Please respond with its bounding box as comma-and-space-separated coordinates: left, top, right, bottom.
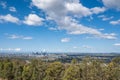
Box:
114, 43, 120, 46
65, 1, 106, 17
32, 0, 105, 18
91, 7, 106, 14
65, 2, 92, 17
102, 0, 120, 11
61, 38, 70, 42
6, 34, 33, 40
23, 14, 44, 26
9, 7, 17, 12
110, 19, 120, 25
32, 0, 116, 39
0, 14, 20, 23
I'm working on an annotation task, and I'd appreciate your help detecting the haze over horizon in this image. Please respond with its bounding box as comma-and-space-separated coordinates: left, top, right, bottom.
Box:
0, 0, 120, 53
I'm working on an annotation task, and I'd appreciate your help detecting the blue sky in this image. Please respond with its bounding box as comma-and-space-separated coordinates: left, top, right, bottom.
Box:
0, 0, 120, 53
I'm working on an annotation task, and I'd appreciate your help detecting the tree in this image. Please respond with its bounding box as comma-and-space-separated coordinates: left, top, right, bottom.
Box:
105, 61, 120, 80
63, 64, 82, 80
0, 60, 4, 78
3, 61, 14, 80
31, 59, 47, 80
71, 59, 78, 64
44, 62, 64, 80
14, 65, 23, 80
22, 65, 32, 80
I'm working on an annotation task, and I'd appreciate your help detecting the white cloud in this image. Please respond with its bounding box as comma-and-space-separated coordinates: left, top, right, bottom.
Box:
73, 46, 78, 49
91, 7, 106, 14
65, 2, 92, 17
59, 16, 117, 40
32, 0, 116, 40
98, 15, 113, 21
0, 14, 20, 23
102, 17, 113, 21
32, 0, 105, 18
22, 37, 33, 40
49, 27, 57, 31
0, 48, 21, 51
102, 0, 120, 11
110, 19, 120, 25
6, 34, 33, 40
0, 1, 7, 8
114, 43, 120, 46
82, 45, 92, 49
99, 33, 117, 39
8, 34, 22, 39
65, 2, 105, 17
23, 14, 44, 26
85, 33, 117, 40
9, 7, 17, 12
15, 48, 21, 51
61, 38, 70, 42
99, 28, 104, 31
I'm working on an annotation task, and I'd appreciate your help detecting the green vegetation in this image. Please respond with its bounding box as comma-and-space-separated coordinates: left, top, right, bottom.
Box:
0, 57, 120, 80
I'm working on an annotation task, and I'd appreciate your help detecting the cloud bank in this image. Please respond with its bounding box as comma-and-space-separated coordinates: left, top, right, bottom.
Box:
31, 0, 116, 39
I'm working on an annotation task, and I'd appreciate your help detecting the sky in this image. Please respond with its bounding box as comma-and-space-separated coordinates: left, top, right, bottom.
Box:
0, 0, 120, 53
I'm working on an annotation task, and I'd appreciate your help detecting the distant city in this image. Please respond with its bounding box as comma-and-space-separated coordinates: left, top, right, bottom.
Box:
0, 52, 120, 63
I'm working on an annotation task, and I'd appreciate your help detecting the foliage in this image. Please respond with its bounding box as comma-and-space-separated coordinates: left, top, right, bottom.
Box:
0, 57, 120, 80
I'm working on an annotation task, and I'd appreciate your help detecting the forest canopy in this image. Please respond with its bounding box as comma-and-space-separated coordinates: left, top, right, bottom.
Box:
0, 57, 120, 80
